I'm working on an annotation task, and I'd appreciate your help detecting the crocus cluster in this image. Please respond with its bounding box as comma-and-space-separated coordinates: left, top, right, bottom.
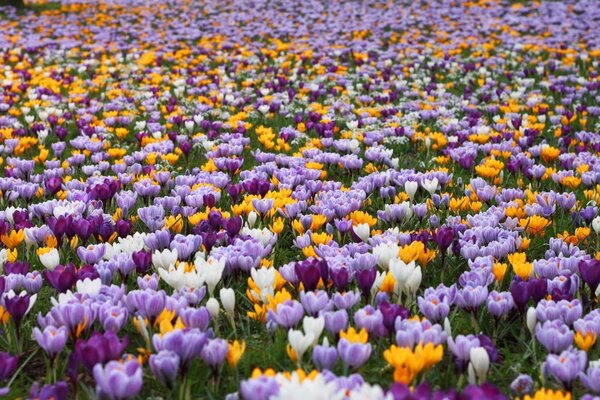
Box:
0, 0, 599, 398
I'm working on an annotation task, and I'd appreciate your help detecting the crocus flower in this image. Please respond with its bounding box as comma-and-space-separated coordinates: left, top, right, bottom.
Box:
93, 359, 143, 400
33, 325, 69, 360
150, 350, 180, 388
544, 348, 586, 389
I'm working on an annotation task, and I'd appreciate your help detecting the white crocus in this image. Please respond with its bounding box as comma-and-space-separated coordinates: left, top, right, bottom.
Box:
196, 256, 226, 297
302, 316, 324, 346
220, 287, 235, 318
468, 347, 490, 384
206, 297, 220, 320
422, 177, 439, 195
152, 248, 178, 270
288, 329, 314, 362
389, 258, 422, 298
76, 278, 102, 296
247, 211, 258, 228
404, 181, 418, 201
372, 242, 399, 270
158, 262, 204, 291
39, 248, 60, 271
353, 223, 370, 242
592, 216, 600, 234
526, 307, 537, 336
251, 267, 276, 302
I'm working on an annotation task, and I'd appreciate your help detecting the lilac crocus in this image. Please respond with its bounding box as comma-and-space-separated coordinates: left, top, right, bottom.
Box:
579, 361, 600, 394
337, 339, 371, 369
150, 350, 180, 388
93, 359, 143, 400
200, 338, 229, 371
486, 291, 514, 318
33, 325, 69, 360
544, 348, 587, 389
152, 328, 207, 372
313, 340, 338, 370
535, 320, 574, 353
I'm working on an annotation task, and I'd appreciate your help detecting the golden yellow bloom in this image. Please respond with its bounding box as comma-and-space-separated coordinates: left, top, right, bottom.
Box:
1, 229, 24, 249
492, 262, 507, 282
519, 215, 550, 236
540, 145, 561, 163
574, 331, 596, 352
227, 340, 246, 368
399, 241, 435, 268
270, 217, 285, 235
0, 306, 10, 325
523, 388, 571, 400
165, 215, 183, 233
340, 327, 368, 344
350, 211, 377, 227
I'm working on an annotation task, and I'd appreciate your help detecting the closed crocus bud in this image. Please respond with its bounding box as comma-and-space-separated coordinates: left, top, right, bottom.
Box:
220, 288, 235, 317
247, 211, 258, 228
404, 181, 418, 201
468, 347, 490, 384
526, 307, 537, 335
353, 223, 370, 242
593, 216, 600, 234
444, 317, 452, 338
206, 298, 220, 320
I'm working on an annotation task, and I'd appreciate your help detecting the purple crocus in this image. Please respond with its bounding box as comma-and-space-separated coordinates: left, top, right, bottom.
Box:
33, 325, 69, 361
544, 348, 587, 390
152, 328, 207, 373
200, 338, 229, 371
579, 259, 600, 295
0, 351, 18, 381
93, 359, 143, 400
535, 320, 574, 353
312, 341, 338, 370
337, 339, 371, 369
149, 350, 180, 388
579, 362, 600, 394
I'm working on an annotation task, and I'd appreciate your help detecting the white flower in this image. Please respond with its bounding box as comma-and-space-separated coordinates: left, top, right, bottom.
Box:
152, 248, 178, 270
39, 248, 60, 271
76, 278, 102, 296
372, 242, 399, 270
592, 216, 600, 234
468, 347, 490, 384
346, 120, 358, 130
206, 297, 220, 319
251, 267, 276, 302
302, 316, 324, 347
271, 372, 344, 400
288, 329, 314, 361
0, 249, 8, 274
258, 104, 270, 114
389, 258, 421, 297
421, 178, 439, 195
241, 227, 274, 248
404, 181, 418, 201
219, 288, 235, 316
526, 307, 537, 335
196, 256, 226, 297
353, 223, 370, 242
247, 211, 258, 228
158, 262, 204, 291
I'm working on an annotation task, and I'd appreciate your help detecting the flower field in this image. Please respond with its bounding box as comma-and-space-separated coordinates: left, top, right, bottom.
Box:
0, 0, 600, 398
